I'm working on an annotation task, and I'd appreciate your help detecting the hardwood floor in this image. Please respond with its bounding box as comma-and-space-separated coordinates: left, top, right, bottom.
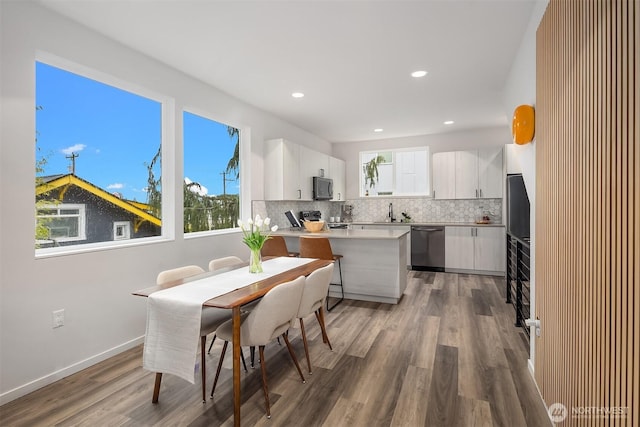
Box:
0, 272, 551, 426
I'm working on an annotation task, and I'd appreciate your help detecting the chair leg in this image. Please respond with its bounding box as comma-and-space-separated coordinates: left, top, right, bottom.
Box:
326, 258, 344, 312
299, 318, 312, 374
258, 346, 271, 418
282, 333, 306, 384
152, 372, 162, 403
201, 335, 207, 403
241, 348, 248, 372
315, 307, 333, 351
250, 346, 256, 368
207, 334, 217, 354
211, 341, 228, 398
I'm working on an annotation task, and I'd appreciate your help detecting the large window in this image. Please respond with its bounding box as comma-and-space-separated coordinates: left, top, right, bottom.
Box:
183, 111, 240, 233
35, 60, 163, 250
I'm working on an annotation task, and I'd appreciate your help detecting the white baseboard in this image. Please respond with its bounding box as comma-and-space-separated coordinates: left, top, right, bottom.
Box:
0, 336, 144, 406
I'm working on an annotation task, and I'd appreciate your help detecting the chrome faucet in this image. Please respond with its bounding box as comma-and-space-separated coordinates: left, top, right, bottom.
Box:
389, 203, 396, 222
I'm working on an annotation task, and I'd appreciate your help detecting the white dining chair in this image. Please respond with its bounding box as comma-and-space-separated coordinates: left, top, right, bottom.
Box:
208, 255, 243, 272
210, 276, 307, 418
295, 263, 335, 374
153, 265, 245, 404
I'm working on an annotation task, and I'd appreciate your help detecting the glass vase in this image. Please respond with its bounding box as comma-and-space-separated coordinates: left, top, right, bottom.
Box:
249, 248, 263, 273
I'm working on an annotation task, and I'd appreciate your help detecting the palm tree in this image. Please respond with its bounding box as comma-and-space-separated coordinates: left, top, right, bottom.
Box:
226, 126, 239, 180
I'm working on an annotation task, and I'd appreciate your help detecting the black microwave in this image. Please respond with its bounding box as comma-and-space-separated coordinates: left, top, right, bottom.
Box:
313, 176, 333, 200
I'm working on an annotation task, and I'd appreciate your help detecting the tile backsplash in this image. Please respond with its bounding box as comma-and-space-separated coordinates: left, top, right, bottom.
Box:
253, 197, 502, 230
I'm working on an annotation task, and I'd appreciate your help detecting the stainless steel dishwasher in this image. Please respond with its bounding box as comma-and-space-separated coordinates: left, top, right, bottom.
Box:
411, 226, 445, 271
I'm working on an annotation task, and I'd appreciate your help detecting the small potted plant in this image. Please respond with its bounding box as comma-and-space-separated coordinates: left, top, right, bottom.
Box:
363, 155, 385, 189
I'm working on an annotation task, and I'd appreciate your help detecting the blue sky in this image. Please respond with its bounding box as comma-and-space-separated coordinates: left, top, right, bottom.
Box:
36, 61, 238, 201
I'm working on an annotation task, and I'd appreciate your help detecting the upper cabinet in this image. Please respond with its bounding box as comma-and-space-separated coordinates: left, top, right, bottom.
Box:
477, 148, 503, 198
264, 138, 332, 201
432, 147, 503, 199
264, 139, 300, 200
432, 152, 456, 199
329, 156, 346, 201
298, 145, 329, 200
454, 150, 479, 199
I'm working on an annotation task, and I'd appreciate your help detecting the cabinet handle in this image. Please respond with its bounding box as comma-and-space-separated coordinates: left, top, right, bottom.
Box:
480, 189, 483, 198
297, 189, 301, 199
475, 189, 478, 198
338, 192, 341, 200
471, 228, 474, 237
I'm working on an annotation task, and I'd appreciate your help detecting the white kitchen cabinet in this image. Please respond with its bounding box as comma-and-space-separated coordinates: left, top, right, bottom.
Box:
474, 226, 506, 272
433, 147, 503, 199
455, 150, 479, 199
432, 152, 456, 199
477, 147, 503, 198
264, 139, 329, 201
445, 226, 505, 274
264, 139, 302, 200
299, 145, 329, 200
444, 226, 475, 270
329, 156, 346, 201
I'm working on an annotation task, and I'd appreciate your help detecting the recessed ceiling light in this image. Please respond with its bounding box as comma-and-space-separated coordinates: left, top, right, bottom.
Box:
374, 128, 384, 132
444, 120, 455, 125
411, 70, 428, 78
291, 92, 305, 98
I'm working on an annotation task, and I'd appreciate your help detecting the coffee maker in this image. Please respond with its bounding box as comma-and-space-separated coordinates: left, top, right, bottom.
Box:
341, 204, 353, 222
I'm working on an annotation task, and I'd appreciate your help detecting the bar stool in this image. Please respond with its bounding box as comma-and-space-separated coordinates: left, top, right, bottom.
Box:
298, 236, 344, 311
261, 236, 298, 257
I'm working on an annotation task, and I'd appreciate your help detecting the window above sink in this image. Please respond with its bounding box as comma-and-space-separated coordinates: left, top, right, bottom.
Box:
359, 147, 430, 197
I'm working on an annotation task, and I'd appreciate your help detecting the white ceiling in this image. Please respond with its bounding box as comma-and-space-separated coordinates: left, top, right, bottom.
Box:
38, 0, 537, 143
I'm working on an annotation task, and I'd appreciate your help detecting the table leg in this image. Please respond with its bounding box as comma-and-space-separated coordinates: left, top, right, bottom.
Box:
232, 306, 241, 427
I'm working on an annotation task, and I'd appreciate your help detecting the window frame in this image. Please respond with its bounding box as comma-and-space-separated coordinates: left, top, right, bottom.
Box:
113, 221, 131, 241
182, 106, 247, 239
36, 203, 87, 242
35, 52, 175, 258
359, 147, 431, 198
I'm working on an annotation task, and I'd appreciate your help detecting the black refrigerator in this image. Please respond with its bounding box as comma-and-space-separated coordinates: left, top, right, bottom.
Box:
506, 174, 530, 239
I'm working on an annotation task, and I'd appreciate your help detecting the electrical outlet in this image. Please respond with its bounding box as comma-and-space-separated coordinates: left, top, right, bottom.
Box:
52, 309, 65, 328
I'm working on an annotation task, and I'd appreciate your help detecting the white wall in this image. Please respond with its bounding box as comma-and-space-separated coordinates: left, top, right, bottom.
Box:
0, 1, 330, 403
501, 0, 549, 372
332, 127, 512, 200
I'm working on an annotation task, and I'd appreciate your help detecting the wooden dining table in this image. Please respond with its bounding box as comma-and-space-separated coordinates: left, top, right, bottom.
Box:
133, 257, 333, 427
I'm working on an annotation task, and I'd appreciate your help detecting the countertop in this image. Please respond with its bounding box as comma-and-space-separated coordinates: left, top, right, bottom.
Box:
274, 228, 408, 240
349, 221, 505, 228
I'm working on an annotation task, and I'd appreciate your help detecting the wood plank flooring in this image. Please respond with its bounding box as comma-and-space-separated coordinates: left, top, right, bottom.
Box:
0, 272, 551, 426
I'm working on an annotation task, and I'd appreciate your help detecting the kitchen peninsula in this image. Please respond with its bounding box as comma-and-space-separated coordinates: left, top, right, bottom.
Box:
274, 228, 408, 304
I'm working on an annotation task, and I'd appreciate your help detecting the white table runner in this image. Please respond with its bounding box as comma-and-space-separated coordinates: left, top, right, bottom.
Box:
143, 257, 315, 383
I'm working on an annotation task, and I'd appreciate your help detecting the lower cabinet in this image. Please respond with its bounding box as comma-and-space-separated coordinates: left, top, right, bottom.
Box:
445, 226, 505, 274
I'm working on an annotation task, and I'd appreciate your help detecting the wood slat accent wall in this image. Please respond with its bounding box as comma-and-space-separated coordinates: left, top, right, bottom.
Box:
536, 0, 638, 426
